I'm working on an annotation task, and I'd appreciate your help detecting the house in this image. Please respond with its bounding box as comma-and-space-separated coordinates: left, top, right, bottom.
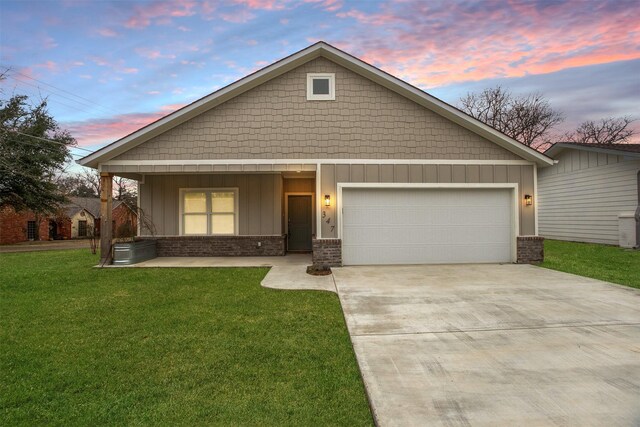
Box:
63, 200, 96, 239
0, 206, 68, 244
539, 142, 640, 247
0, 198, 137, 244
69, 197, 138, 238
77, 42, 554, 266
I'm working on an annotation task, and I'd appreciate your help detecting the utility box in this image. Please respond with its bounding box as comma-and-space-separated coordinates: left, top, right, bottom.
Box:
618, 213, 637, 248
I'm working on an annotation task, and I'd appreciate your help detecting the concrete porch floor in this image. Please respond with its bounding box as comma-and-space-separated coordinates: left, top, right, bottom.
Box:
126, 254, 336, 293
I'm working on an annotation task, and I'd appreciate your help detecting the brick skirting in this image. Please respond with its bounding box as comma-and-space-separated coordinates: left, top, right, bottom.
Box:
312, 238, 342, 267
517, 236, 544, 264
147, 235, 286, 257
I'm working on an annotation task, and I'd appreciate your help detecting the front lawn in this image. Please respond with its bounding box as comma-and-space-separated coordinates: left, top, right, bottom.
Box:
541, 239, 640, 289
0, 250, 372, 425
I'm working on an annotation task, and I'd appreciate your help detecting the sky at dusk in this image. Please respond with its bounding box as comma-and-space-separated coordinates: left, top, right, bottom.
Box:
1, 0, 639, 163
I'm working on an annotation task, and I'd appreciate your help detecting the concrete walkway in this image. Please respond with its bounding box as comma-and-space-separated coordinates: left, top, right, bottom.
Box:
131, 254, 336, 293
332, 264, 640, 426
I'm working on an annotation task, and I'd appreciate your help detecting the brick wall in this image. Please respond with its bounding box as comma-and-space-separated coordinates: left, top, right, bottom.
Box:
312, 238, 342, 267
149, 235, 285, 257
0, 206, 49, 244
113, 204, 138, 238
517, 236, 544, 264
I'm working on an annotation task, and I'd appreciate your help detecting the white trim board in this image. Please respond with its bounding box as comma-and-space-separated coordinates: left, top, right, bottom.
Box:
102, 159, 536, 166
336, 182, 520, 263
79, 42, 553, 168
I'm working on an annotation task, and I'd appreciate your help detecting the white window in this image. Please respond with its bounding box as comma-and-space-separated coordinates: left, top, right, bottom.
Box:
180, 189, 238, 235
307, 73, 335, 100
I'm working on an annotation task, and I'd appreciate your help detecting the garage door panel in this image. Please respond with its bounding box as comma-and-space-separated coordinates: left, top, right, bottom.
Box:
342, 243, 511, 265
345, 205, 511, 226
343, 225, 511, 245
341, 188, 514, 265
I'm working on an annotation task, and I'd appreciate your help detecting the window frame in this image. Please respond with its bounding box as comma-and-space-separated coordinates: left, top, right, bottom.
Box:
306, 73, 335, 101
78, 220, 87, 237
27, 220, 37, 240
179, 188, 239, 236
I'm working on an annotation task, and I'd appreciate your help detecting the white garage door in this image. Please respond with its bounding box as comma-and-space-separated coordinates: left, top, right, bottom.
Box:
341, 187, 514, 265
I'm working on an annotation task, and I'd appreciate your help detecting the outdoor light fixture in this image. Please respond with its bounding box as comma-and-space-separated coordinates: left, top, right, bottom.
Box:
524, 194, 533, 206
324, 194, 331, 207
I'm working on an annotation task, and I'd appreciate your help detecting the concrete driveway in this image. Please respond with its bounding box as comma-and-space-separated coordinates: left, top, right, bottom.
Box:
332, 264, 640, 426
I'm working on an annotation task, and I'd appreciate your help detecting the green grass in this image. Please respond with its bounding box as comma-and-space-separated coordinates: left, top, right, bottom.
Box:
0, 250, 373, 426
541, 239, 640, 289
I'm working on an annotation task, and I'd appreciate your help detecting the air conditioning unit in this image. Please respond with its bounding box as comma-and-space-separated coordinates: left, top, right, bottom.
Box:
618, 213, 637, 248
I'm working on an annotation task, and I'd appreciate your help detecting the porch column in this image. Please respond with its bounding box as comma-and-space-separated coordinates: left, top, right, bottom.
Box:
100, 172, 113, 264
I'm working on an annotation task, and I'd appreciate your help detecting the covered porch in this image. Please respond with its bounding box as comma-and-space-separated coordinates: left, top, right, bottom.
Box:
98, 161, 320, 264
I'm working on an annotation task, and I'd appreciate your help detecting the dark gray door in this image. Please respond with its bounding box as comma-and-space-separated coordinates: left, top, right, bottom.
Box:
288, 195, 312, 252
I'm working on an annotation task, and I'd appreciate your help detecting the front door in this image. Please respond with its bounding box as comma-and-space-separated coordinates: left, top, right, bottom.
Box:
287, 195, 312, 252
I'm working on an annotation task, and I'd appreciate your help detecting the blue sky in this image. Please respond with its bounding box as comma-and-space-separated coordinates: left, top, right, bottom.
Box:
1, 0, 639, 161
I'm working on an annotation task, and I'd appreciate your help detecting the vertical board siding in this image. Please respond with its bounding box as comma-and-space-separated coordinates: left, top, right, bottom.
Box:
320, 163, 536, 238
538, 150, 640, 245
140, 174, 282, 236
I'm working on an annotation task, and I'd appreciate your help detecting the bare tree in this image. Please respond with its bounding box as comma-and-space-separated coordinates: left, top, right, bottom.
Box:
460, 86, 564, 149
79, 168, 101, 197
113, 176, 136, 205
565, 116, 636, 145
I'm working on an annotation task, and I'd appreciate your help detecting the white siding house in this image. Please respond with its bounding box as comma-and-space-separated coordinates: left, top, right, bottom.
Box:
538, 143, 640, 246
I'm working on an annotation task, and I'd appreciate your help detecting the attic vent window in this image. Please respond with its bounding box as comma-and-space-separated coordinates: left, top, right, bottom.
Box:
307, 73, 335, 100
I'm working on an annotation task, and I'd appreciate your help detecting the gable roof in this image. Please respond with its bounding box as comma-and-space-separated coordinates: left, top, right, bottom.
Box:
78, 41, 553, 168
545, 142, 640, 159
64, 197, 98, 218
65, 197, 133, 218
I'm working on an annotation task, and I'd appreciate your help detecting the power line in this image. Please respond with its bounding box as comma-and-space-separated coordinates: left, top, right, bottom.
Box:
7, 76, 113, 117
7, 131, 95, 153
3, 136, 85, 159
4, 68, 121, 115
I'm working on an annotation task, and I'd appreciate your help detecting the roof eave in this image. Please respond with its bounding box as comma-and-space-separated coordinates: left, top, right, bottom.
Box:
545, 143, 640, 159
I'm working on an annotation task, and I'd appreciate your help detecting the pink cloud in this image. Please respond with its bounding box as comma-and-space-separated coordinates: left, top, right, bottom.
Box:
332, 0, 640, 88
124, 0, 197, 29
88, 56, 138, 74
220, 10, 256, 23
97, 28, 118, 37
134, 47, 176, 60
42, 36, 58, 49
35, 60, 58, 71
234, 0, 287, 10
66, 103, 186, 147
201, 1, 216, 16
305, 0, 343, 12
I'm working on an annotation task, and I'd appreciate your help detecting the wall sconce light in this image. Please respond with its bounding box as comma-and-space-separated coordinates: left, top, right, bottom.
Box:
524, 194, 533, 206
324, 194, 331, 207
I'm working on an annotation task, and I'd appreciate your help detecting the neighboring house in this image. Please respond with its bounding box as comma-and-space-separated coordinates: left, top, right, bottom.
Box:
78, 42, 554, 265
539, 142, 640, 247
69, 197, 138, 238
0, 198, 137, 244
0, 206, 68, 244
63, 201, 96, 239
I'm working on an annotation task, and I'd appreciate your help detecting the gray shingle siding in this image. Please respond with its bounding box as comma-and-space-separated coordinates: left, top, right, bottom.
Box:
113, 57, 519, 161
